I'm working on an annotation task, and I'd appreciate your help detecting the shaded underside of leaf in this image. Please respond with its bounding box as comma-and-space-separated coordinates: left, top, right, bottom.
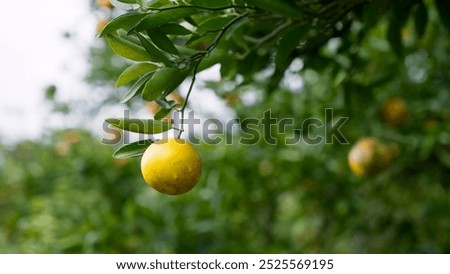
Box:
147, 30, 180, 55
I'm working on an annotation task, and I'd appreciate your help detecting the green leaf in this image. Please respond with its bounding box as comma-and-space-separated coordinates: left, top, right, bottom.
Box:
271, 23, 308, 91
155, 99, 177, 109
135, 32, 173, 66
365, 73, 396, 89
219, 54, 235, 78
113, 139, 153, 159
244, 0, 303, 19
154, 107, 173, 120
197, 49, 227, 72
99, 13, 147, 37
191, 0, 229, 8
386, 2, 413, 57
134, 7, 199, 31
151, 97, 180, 121
116, 0, 138, 3
116, 63, 158, 87
275, 24, 308, 69
436, 149, 450, 169
361, 3, 379, 30
199, 15, 236, 32
267, 69, 285, 95
106, 34, 153, 61
158, 24, 192, 35
142, 67, 188, 101
105, 118, 172, 134
184, 16, 199, 27
176, 45, 201, 57
45, 85, 57, 100
387, 20, 403, 57
120, 72, 153, 103
147, 30, 180, 55
414, 2, 428, 38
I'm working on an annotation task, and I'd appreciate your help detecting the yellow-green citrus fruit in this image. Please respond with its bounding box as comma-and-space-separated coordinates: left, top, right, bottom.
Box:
140, 138, 202, 195
348, 137, 397, 177
381, 98, 408, 127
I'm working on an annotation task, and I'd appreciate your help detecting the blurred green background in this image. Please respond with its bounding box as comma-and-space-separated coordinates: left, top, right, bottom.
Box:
0, 0, 449, 253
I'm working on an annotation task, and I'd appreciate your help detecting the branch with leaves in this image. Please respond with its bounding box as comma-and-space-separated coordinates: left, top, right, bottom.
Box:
100, 0, 257, 158
100, 0, 449, 158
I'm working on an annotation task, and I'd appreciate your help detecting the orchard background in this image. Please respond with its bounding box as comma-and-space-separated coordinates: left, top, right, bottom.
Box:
0, 0, 449, 253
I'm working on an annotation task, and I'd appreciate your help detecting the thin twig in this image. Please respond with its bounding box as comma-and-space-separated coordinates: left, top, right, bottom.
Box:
177, 60, 201, 139
206, 12, 250, 52
246, 19, 293, 44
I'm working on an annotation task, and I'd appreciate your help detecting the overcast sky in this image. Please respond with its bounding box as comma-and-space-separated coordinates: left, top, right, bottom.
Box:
0, 0, 96, 142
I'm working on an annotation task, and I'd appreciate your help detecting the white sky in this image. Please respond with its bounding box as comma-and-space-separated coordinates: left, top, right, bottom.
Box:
0, 0, 96, 142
